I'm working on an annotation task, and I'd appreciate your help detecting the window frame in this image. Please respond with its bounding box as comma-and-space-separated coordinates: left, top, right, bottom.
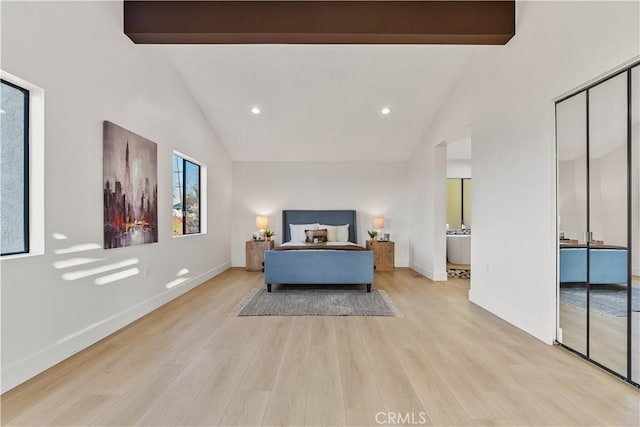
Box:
172, 152, 204, 237
1, 78, 30, 256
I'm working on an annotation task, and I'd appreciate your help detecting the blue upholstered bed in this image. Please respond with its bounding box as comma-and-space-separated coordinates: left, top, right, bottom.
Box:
559, 246, 628, 285
263, 210, 374, 292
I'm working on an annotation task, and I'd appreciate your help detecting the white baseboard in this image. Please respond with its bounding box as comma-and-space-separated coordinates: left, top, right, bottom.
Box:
409, 261, 447, 282
409, 261, 430, 278
469, 288, 555, 345
1, 261, 231, 393
432, 269, 447, 281
633, 266, 640, 277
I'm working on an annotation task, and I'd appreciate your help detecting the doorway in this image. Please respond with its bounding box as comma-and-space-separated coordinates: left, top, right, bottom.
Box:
445, 134, 472, 279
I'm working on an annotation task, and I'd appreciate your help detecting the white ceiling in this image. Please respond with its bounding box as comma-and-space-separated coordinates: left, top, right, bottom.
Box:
164, 45, 477, 162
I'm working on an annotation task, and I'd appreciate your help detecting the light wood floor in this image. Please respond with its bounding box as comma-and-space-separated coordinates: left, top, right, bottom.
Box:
559, 305, 640, 379
559, 277, 640, 381
2, 268, 639, 426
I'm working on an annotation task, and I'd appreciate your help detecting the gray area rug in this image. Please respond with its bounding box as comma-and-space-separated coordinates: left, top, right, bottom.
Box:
560, 286, 640, 317
233, 289, 402, 317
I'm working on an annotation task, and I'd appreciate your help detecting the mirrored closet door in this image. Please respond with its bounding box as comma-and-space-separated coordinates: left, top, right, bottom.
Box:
632, 66, 639, 385
556, 62, 639, 387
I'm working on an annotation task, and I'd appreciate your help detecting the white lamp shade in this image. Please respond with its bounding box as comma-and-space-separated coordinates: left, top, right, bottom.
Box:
373, 217, 385, 229
256, 216, 269, 230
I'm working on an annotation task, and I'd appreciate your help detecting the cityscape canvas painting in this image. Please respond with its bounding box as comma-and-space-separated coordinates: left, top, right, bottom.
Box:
103, 121, 158, 249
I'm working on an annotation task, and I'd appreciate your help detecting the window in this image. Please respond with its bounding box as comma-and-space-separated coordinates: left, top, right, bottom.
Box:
172, 154, 201, 236
1, 79, 29, 255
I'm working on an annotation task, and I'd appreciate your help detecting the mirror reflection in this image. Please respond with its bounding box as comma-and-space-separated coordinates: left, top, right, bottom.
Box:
632, 66, 639, 384
587, 72, 628, 374
557, 65, 638, 385
558, 92, 588, 355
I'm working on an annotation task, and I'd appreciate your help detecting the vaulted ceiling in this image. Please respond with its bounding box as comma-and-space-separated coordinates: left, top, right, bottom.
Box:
125, 1, 514, 161
164, 44, 478, 161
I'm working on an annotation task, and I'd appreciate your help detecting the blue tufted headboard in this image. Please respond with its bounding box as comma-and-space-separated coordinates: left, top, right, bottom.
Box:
282, 210, 358, 244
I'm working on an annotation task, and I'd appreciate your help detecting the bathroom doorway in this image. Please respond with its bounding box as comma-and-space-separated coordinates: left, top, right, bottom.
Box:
445, 134, 472, 279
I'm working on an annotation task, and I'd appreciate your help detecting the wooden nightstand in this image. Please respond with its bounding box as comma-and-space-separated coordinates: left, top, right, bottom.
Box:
366, 240, 395, 272
246, 240, 274, 271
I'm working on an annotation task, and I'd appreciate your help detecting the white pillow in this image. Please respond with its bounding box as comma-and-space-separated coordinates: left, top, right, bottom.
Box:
290, 223, 319, 242
319, 224, 338, 242
319, 224, 350, 242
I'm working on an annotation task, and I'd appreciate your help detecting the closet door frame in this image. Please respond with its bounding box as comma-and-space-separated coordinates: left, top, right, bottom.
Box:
555, 60, 639, 388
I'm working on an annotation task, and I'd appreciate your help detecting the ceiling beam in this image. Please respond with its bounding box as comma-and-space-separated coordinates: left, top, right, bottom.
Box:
124, 1, 515, 45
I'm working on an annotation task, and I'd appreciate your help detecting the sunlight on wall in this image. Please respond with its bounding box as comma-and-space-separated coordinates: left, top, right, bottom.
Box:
166, 267, 191, 289
51, 236, 143, 286
94, 268, 140, 285
61, 258, 139, 281
165, 277, 189, 289
52, 257, 102, 270
54, 243, 101, 255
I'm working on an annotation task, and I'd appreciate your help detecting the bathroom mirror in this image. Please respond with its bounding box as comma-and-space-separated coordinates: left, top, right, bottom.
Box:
462, 179, 472, 227
447, 178, 471, 229
447, 179, 462, 229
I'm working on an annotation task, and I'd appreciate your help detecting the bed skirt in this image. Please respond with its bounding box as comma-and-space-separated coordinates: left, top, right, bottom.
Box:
264, 250, 374, 291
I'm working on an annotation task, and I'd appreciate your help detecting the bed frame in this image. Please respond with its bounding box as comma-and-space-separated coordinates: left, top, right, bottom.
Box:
559, 247, 628, 284
264, 210, 374, 292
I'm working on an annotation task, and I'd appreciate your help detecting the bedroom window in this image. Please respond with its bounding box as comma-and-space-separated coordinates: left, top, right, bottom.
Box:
1, 79, 30, 255
1, 72, 44, 258
172, 153, 202, 236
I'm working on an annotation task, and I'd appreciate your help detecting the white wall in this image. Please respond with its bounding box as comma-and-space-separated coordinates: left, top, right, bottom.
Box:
408, 1, 639, 343
559, 145, 628, 247
231, 161, 409, 267
0, 1, 232, 392
594, 145, 628, 246
558, 157, 585, 243
446, 159, 471, 178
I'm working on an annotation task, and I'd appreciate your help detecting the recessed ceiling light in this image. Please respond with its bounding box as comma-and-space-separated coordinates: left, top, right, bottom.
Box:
251, 106, 261, 114
381, 107, 391, 115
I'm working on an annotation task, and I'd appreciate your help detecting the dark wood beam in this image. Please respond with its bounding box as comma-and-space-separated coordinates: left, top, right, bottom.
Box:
124, 1, 515, 45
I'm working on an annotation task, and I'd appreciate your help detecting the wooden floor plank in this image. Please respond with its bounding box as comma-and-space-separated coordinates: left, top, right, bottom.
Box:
356, 317, 427, 419
260, 317, 312, 427
90, 363, 184, 426
2, 268, 639, 427
334, 317, 386, 426
304, 317, 347, 427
